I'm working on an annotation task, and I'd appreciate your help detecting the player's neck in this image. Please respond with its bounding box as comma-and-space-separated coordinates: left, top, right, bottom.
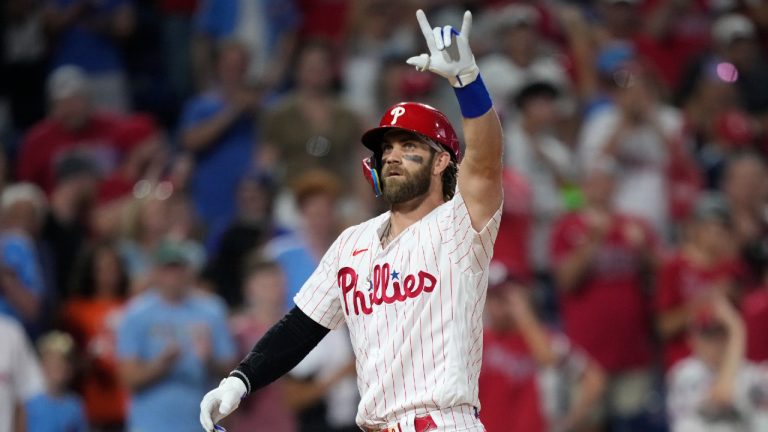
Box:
388, 192, 444, 239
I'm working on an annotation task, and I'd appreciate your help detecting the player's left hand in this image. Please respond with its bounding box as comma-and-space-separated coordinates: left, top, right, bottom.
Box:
407, 9, 479, 88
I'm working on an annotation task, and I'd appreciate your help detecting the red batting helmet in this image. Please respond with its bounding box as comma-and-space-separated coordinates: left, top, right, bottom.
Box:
361, 102, 461, 197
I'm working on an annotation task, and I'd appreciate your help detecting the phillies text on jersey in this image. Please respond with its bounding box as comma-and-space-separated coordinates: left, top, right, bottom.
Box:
294, 191, 502, 430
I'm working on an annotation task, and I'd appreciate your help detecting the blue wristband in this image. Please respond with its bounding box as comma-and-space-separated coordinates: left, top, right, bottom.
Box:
453, 74, 493, 118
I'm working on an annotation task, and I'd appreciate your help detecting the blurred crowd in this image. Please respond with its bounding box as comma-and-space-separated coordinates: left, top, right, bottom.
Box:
1, 0, 768, 431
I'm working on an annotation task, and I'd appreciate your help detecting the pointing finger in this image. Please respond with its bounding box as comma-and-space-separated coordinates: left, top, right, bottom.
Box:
460, 10, 472, 37
416, 9, 437, 51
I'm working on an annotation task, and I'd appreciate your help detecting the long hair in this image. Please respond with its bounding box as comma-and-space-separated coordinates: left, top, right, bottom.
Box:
69, 242, 129, 299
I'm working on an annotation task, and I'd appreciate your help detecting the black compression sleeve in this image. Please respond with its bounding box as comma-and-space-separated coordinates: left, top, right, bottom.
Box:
229, 306, 330, 394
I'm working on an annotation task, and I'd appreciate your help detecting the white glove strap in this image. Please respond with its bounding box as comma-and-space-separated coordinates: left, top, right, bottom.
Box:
221, 376, 247, 397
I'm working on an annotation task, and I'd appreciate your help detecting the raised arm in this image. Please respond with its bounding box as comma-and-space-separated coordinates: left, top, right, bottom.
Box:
407, 10, 503, 230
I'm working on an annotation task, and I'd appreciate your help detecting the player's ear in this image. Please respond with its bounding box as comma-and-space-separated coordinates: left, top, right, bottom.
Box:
432, 151, 451, 176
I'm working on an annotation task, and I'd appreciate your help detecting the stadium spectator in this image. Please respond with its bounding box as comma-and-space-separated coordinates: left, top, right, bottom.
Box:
578, 62, 686, 237
265, 169, 342, 309
179, 40, 260, 228
17, 66, 128, 194
116, 241, 236, 432
26, 331, 87, 432
479, 264, 605, 432
193, 0, 300, 90
203, 172, 285, 307
118, 185, 173, 283
505, 81, 576, 281
0, 183, 47, 331
721, 153, 768, 285
656, 193, 746, 370
492, 168, 533, 285
478, 4, 570, 120
666, 294, 768, 431
550, 158, 659, 430
42, 154, 100, 303
228, 259, 296, 432
678, 60, 745, 189
343, 0, 418, 121
42, 0, 135, 112
60, 242, 128, 431
0, 315, 44, 432
98, 114, 168, 205
262, 41, 364, 190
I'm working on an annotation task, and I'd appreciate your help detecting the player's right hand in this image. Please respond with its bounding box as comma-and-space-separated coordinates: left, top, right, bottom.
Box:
199, 377, 247, 432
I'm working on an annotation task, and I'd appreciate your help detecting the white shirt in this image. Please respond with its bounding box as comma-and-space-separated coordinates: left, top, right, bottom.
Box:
0, 316, 45, 432
667, 357, 768, 432
295, 192, 502, 429
505, 120, 574, 270
579, 105, 683, 237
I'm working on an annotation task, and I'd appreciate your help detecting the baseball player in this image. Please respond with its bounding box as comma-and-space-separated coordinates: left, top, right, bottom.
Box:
200, 9, 503, 432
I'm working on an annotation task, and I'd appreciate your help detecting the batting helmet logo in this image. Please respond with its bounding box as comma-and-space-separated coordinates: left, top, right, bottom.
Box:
390, 106, 407, 124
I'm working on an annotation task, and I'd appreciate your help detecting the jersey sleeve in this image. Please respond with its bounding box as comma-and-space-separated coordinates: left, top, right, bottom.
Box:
294, 235, 346, 330
441, 191, 502, 274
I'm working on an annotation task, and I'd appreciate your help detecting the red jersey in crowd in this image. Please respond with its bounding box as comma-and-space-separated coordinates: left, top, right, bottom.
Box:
493, 168, 533, 283
18, 113, 127, 193
742, 286, 768, 362
655, 252, 745, 369
479, 329, 590, 432
550, 212, 656, 373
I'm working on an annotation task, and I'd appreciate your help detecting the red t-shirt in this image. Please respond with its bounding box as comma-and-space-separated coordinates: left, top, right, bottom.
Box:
18, 113, 126, 193
742, 287, 768, 362
655, 252, 745, 369
493, 169, 533, 282
479, 329, 546, 432
550, 212, 655, 373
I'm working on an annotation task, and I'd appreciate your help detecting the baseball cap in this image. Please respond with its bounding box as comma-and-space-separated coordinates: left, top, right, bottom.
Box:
596, 43, 636, 76
154, 241, 190, 267
712, 14, 756, 46
47, 65, 88, 100
691, 193, 731, 226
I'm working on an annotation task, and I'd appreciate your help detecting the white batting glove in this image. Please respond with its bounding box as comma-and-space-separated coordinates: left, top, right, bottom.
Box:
199, 377, 247, 432
407, 9, 479, 88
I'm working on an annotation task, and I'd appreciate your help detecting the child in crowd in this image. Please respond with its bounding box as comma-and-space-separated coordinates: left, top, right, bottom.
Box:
26, 331, 87, 432
667, 295, 768, 431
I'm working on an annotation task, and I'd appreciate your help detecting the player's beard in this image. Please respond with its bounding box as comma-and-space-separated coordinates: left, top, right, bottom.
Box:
381, 153, 433, 204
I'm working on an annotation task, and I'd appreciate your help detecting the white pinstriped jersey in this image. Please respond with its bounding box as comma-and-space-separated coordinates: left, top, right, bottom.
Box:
294, 192, 502, 429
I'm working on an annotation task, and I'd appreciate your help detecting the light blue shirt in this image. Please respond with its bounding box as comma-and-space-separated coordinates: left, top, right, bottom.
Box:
26, 393, 87, 432
0, 232, 44, 322
117, 290, 235, 432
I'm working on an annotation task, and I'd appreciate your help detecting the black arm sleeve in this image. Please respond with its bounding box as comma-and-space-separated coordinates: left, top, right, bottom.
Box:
229, 306, 330, 394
